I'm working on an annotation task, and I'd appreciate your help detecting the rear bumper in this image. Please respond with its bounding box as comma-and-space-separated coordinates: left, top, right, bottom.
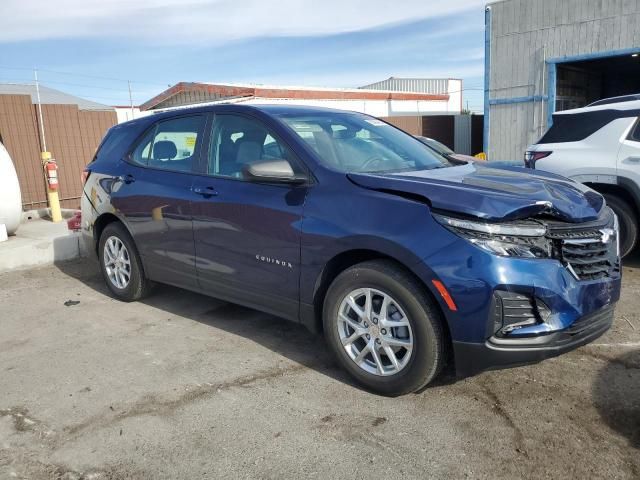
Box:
452, 305, 614, 378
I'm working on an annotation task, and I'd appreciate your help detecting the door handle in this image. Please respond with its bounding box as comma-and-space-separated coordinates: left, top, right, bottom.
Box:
193, 186, 218, 198
623, 156, 640, 164
116, 174, 136, 184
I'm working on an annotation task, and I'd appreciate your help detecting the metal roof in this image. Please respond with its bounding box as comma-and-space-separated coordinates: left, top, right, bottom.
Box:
140, 82, 450, 111
359, 77, 457, 95
0, 83, 114, 111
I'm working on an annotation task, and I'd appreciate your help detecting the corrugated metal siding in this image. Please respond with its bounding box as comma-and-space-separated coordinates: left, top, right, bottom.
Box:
454, 116, 472, 155
361, 78, 450, 94
0, 94, 116, 209
0, 94, 43, 208
487, 0, 640, 160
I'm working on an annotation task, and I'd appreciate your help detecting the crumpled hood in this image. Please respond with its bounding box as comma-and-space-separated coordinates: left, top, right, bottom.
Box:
347, 163, 604, 222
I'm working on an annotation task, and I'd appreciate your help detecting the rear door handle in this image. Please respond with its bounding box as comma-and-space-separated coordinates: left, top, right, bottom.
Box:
623, 156, 640, 164
193, 186, 218, 198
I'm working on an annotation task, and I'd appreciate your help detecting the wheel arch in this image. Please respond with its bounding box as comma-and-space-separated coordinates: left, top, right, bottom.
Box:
584, 178, 640, 218
309, 249, 453, 362
93, 213, 133, 255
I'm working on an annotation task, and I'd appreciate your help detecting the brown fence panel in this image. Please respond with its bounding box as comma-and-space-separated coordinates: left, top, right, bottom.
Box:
0, 95, 46, 208
41, 104, 87, 209
471, 115, 484, 156
0, 93, 117, 211
383, 116, 423, 136
422, 116, 455, 150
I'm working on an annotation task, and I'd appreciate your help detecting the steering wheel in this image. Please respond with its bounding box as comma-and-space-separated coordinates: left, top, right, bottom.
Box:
360, 156, 388, 172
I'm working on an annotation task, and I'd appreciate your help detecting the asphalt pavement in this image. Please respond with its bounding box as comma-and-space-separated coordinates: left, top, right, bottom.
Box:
0, 257, 638, 479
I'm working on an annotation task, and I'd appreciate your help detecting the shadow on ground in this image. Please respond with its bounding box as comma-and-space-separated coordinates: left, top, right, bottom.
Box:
592, 349, 640, 449
54, 258, 362, 389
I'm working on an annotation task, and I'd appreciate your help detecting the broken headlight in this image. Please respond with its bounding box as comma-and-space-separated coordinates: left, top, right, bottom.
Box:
434, 214, 551, 258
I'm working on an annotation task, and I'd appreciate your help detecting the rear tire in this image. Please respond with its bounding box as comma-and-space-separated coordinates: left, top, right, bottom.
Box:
323, 260, 446, 396
603, 194, 637, 258
98, 222, 152, 302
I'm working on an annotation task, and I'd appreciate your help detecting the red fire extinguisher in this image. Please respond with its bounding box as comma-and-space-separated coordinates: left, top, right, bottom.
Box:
44, 159, 59, 191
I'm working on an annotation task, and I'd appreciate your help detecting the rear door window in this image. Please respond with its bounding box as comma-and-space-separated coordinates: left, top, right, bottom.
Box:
130, 115, 205, 172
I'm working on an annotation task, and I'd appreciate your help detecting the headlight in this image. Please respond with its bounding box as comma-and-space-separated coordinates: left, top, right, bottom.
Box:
434, 214, 551, 258
613, 213, 620, 258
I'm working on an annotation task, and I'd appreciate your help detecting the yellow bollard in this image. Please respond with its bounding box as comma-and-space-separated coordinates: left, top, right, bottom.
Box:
41, 151, 62, 223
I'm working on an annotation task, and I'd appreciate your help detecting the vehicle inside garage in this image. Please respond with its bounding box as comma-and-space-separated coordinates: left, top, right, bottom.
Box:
555, 53, 640, 111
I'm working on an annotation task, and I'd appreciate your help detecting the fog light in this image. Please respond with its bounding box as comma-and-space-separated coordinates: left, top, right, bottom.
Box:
491, 291, 550, 336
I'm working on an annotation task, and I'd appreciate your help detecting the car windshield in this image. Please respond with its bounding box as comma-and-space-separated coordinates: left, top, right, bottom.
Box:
276, 111, 452, 173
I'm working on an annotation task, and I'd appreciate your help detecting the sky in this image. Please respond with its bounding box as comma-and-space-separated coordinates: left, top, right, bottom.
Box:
0, 0, 487, 112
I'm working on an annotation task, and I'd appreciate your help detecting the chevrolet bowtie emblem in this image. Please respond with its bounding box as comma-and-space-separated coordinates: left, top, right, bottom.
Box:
599, 228, 615, 244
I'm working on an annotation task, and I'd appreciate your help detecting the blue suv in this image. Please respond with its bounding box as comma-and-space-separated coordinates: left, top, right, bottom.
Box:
81, 105, 621, 395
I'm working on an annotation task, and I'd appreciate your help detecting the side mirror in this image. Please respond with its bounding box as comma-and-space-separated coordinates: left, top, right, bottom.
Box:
242, 159, 307, 184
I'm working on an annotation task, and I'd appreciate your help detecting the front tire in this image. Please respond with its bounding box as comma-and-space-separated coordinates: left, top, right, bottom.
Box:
603, 194, 637, 258
323, 260, 446, 396
98, 222, 152, 302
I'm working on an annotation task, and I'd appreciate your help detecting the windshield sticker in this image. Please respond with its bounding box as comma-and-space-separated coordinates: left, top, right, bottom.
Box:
365, 119, 386, 127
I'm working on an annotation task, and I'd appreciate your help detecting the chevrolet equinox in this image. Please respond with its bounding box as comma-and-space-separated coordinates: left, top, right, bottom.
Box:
81, 105, 621, 395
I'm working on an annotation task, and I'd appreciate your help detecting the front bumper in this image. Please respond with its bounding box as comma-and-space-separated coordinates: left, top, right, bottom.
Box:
452, 304, 615, 378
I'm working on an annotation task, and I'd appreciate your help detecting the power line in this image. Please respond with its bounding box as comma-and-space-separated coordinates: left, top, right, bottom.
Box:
0, 65, 169, 87
0, 76, 152, 92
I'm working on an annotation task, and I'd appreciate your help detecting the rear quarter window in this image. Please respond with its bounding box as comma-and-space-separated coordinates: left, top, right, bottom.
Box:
540, 109, 640, 144
629, 118, 640, 142
94, 125, 132, 164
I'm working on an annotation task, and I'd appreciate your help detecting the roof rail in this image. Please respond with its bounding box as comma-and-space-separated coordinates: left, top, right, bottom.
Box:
587, 94, 640, 107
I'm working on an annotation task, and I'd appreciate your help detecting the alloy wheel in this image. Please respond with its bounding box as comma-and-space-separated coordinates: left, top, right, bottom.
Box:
103, 236, 132, 289
337, 288, 413, 376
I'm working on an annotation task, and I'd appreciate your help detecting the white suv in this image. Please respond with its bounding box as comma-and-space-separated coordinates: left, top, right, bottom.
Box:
526, 96, 640, 257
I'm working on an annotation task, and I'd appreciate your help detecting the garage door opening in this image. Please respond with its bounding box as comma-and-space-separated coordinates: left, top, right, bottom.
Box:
555, 53, 640, 111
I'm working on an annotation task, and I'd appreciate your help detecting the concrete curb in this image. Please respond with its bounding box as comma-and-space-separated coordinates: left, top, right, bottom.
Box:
0, 219, 86, 273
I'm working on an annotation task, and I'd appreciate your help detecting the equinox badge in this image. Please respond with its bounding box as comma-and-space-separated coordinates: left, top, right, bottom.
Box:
255, 254, 293, 269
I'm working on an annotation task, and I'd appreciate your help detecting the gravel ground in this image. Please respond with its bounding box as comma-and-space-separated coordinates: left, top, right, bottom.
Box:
0, 257, 638, 479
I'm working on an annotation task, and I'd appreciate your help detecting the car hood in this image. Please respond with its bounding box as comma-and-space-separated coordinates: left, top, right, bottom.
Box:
347, 163, 604, 222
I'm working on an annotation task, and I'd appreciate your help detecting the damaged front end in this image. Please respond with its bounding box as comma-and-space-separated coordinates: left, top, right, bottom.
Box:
433, 206, 620, 282
436, 206, 620, 342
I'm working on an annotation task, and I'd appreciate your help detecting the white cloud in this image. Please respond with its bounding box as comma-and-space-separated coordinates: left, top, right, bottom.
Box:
0, 0, 486, 44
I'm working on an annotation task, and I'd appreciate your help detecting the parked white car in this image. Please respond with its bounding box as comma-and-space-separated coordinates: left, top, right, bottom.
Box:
526, 96, 640, 257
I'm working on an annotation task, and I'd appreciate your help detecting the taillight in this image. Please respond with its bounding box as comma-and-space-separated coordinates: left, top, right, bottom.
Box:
524, 151, 552, 168
67, 211, 82, 232
81, 168, 91, 185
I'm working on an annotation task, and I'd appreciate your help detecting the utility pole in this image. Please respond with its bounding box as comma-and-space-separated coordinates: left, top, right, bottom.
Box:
128, 80, 135, 120
34, 69, 62, 223
34, 69, 47, 152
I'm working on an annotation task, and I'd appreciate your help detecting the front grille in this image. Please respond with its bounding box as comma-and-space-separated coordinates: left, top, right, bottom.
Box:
545, 210, 619, 281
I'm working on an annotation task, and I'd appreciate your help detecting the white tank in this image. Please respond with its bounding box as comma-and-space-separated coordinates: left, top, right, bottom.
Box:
0, 141, 23, 235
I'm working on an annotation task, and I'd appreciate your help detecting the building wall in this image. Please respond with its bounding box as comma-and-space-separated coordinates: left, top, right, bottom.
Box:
0, 94, 116, 209
114, 107, 152, 124
361, 78, 463, 115
237, 97, 456, 116
486, 0, 640, 160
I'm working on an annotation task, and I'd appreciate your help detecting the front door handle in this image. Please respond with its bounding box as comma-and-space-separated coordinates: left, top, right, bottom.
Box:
623, 156, 640, 164
193, 186, 218, 198
117, 174, 136, 184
